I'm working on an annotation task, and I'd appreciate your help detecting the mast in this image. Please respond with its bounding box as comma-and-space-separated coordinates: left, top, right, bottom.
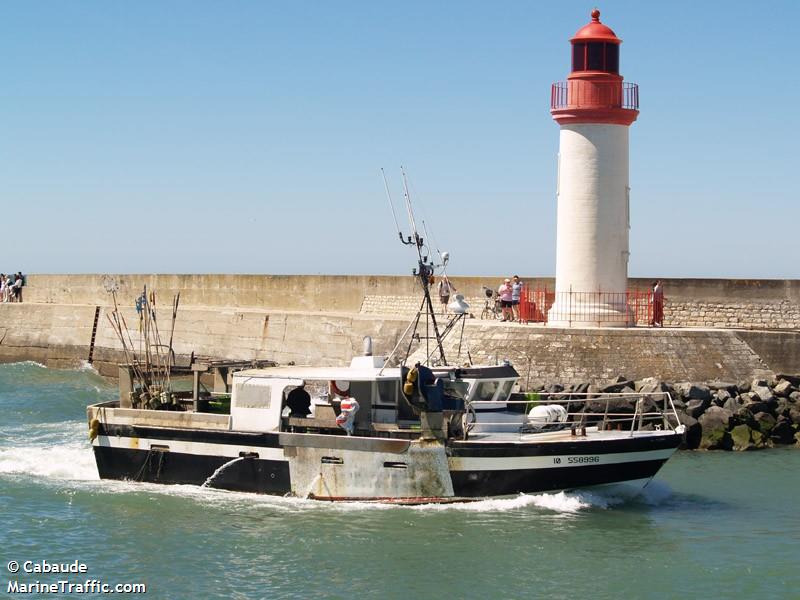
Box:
399, 168, 448, 366
380, 167, 450, 367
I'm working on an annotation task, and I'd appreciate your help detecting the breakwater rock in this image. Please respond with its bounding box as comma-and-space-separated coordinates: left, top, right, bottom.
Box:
525, 374, 800, 451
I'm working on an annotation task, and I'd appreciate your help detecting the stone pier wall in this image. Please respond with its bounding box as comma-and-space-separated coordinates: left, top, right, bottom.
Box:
410, 323, 772, 388
665, 300, 800, 329
1, 274, 798, 381
2, 300, 797, 384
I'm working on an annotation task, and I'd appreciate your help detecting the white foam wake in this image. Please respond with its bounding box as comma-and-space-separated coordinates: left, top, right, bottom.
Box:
4, 360, 48, 369
0, 444, 99, 481
0, 421, 99, 482
406, 491, 611, 513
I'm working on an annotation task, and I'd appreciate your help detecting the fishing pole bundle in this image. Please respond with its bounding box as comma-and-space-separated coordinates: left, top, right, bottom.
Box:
105, 285, 181, 410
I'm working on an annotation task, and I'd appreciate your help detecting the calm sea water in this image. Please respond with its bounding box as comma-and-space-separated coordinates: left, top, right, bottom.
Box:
1, 362, 798, 599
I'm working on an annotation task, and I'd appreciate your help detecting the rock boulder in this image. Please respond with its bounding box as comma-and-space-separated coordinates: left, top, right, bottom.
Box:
773, 380, 794, 398
601, 379, 635, 394
744, 400, 773, 416
723, 396, 744, 413
770, 417, 796, 445
678, 383, 712, 402
676, 411, 702, 450
776, 373, 800, 387
753, 411, 777, 434
713, 389, 732, 406
698, 406, 734, 450
752, 386, 775, 403
686, 398, 710, 419
730, 424, 755, 451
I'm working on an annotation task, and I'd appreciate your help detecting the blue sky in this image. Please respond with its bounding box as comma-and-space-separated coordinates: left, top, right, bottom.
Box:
1, 1, 798, 277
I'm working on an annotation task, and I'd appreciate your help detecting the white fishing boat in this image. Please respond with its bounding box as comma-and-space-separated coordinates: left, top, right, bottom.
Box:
88, 351, 683, 502
87, 171, 684, 502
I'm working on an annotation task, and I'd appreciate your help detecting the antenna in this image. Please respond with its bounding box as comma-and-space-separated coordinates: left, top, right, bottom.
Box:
401, 166, 420, 245
406, 172, 445, 270
381, 168, 404, 243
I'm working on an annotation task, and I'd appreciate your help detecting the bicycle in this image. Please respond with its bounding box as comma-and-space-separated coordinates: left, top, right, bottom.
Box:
480, 286, 501, 320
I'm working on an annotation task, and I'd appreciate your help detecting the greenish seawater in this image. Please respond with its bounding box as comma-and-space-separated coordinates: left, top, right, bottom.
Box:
1, 362, 798, 599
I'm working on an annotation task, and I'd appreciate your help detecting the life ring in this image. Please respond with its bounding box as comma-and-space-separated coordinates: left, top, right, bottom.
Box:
330, 380, 350, 397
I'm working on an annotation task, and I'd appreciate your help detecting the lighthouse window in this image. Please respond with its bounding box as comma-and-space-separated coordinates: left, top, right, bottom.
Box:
572, 43, 586, 71
605, 44, 619, 73
587, 43, 604, 70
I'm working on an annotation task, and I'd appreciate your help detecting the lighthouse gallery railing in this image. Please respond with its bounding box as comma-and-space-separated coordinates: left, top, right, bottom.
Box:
551, 81, 639, 111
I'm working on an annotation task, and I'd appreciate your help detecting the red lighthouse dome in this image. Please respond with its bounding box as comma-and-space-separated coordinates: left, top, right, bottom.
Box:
551, 9, 638, 126
571, 8, 620, 43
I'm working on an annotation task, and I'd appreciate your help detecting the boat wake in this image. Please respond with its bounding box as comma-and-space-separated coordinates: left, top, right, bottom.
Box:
404, 490, 627, 514
0, 443, 99, 481
0, 422, 99, 482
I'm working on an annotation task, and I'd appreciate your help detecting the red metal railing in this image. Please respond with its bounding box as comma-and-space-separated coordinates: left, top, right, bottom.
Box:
518, 286, 659, 326
551, 81, 639, 111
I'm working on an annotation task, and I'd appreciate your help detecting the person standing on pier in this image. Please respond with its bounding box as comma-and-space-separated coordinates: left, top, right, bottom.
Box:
511, 275, 523, 322
652, 280, 664, 327
12, 273, 23, 303
498, 278, 514, 322
438, 275, 456, 315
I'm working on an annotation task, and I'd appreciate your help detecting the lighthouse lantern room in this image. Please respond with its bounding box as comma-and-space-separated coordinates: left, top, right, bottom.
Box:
548, 9, 639, 327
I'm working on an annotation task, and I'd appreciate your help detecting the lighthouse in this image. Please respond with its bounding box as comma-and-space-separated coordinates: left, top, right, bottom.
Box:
547, 9, 639, 327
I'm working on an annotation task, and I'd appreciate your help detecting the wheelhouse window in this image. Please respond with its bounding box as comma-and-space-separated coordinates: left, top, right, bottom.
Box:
498, 380, 515, 402
377, 380, 398, 405
474, 381, 499, 402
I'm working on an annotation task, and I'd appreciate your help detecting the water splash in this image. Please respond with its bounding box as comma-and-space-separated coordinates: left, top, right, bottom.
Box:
304, 473, 322, 499
404, 491, 607, 513
77, 360, 98, 373
0, 445, 98, 481
0, 420, 98, 482
201, 457, 247, 488
3, 360, 48, 370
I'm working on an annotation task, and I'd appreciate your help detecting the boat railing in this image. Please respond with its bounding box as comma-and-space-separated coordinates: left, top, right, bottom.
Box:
468, 391, 683, 436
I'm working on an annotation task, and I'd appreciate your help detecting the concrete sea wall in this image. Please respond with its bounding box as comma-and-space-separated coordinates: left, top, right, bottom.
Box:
22, 274, 800, 327
1, 274, 798, 382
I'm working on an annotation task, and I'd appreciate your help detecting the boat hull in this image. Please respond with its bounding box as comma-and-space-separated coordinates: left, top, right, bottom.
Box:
91, 423, 680, 502
447, 434, 678, 497
93, 446, 292, 494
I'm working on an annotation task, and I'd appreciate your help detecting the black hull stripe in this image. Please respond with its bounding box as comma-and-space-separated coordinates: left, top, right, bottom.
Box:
451, 459, 668, 497
93, 447, 291, 494
449, 434, 680, 457
98, 424, 282, 448
94, 447, 668, 499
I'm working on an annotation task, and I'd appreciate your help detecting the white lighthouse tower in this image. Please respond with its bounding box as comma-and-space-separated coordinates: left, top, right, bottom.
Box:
547, 9, 639, 327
